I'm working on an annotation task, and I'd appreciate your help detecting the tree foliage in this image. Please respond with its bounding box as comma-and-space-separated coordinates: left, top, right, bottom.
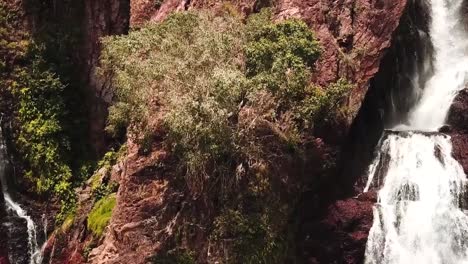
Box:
0, 2, 79, 222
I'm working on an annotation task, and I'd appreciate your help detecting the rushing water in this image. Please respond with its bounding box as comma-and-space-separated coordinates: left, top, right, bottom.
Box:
0, 129, 42, 264
364, 0, 468, 263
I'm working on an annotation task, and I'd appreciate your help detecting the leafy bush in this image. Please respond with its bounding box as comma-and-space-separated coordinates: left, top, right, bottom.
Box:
92, 180, 119, 201
97, 149, 119, 169
13, 61, 72, 193
90, 146, 124, 200
87, 194, 116, 237
0, 2, 27, 73
245, 10, 321, 78
0, 2, 90, 223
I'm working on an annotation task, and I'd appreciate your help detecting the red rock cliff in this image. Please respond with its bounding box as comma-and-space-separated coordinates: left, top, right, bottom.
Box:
93, 1, 407, 263
82, 0, 130, 155
43, 0, 410, 263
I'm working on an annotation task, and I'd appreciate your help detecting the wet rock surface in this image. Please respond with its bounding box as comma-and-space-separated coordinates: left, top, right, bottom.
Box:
297, 1, 433, 262
3, 215, 29, 264
0, 193, 10, 264
448, 89, 468, 175
300, 194, 375, 264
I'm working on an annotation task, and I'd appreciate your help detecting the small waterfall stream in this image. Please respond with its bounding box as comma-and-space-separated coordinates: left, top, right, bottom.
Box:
364, 0, 468, 263
0, 128, 43, 264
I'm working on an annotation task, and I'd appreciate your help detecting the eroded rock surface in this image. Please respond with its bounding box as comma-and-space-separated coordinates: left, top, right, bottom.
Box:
93, 1, 408, 263
43, 0, 411, 263
448, 89, 468, 175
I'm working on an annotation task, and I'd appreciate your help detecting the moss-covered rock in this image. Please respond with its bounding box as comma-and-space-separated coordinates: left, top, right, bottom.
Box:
87, 194, 116, 237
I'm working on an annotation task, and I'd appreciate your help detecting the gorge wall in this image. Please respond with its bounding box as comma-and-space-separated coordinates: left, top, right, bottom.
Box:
41, 0, 411, 264
5, 0, 468, 264
297, 1, 437, 262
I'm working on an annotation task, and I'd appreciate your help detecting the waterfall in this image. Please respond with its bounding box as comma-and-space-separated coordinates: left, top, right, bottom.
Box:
396, 0, 468, 131
0, 128, 43, 264
364, 0, 468, 263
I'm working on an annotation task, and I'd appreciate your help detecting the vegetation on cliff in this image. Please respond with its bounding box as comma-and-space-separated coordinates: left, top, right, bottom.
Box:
101, 8, 351, 263
102, 9, 349, 192
0, 1, 91, 222
87, 193, 116, 237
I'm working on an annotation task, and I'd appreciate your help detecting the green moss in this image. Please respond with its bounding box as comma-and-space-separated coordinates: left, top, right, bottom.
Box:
60, 212, 76, 233
87, 194, 117, 237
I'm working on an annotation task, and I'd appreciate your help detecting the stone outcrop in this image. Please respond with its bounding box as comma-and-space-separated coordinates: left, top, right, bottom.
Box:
296, 1, 433, 263
23, 0, 468, 262
300, 192, 376, 263
42, 0, 413, 263
87, 142, 176, 264
276, 0, 407, 124
448, 88, 468, 174
82, 0, 130, 155
85, 1, 409, 263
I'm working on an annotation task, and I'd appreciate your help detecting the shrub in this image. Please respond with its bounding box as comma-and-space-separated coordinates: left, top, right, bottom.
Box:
97, 149, 119, 169
13, 61, 72, 193
245, 10, 321, 77
9, 53, 77, 223
87, 194, 116, 237
92, 181, 119, 201
91, 146, 124, 200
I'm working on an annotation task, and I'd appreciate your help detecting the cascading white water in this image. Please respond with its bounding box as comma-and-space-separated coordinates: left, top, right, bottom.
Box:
0, 130, 43, 264
364, 133, 468, 263
398, 0, 468, 131
364, 0, 468, 263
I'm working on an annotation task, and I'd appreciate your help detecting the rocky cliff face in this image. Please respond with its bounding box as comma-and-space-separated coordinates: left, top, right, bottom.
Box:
11, 0, 460, 263
448, 89, 468, 174
28, 0, 131, 156
3, 0, 441, 263
81, 0, 130, 155
296, 0, 434, 263
41, 1, 410, 264
3, 0, 462, 262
